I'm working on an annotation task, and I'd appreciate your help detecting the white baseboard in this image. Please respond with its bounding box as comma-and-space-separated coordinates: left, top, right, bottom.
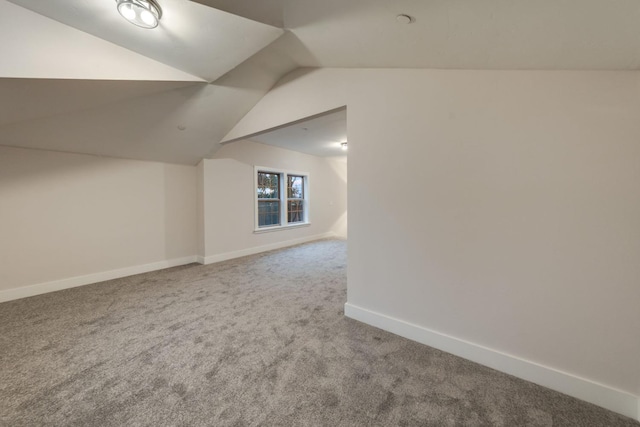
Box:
0, 256, 198, 304
198, 232, 336, 265
1, 234, 338, 303
344, 302, 640, 422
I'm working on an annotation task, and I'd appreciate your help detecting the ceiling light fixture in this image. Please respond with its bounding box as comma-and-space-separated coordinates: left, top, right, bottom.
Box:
341, 142, 348, 151
116, 0, 162, 29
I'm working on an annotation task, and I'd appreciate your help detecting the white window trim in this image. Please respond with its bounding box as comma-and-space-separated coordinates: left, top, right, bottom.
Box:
254, 165, 310, 233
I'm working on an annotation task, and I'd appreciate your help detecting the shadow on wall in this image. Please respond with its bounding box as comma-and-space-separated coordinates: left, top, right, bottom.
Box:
331, 211, 348, 239
164, 163, 198, 260
326, 156, 347, 238
327, 156, 347, 183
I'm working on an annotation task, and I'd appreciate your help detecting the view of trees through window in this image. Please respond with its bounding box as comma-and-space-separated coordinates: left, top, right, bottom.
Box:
287, 175, 304, 223
257, 171, 307, 228
257, 172, 280, 227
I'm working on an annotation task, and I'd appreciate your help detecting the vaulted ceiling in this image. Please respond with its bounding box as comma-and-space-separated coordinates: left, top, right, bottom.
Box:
246, 108, 348, 158
1, 0, 639, 164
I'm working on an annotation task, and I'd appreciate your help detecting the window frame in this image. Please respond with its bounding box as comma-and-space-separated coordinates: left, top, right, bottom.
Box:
254, 166, 310, 233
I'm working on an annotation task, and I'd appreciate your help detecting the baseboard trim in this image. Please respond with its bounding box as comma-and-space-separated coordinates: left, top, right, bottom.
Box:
344, 302, 640, 422
0, 256, 198, 304
198, 232, 336, 265
1, 234, 338, 303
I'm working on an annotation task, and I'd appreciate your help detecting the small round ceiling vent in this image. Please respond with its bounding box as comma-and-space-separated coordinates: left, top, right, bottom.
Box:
396, 14, 414, 24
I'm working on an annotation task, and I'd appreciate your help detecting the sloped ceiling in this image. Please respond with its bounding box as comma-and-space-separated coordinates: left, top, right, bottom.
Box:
247, 108, 347, 158
5, 0, 283, 82
196, 0, 640, 70
0, 2, 201, 82
0, 0, 291, 164
1, 0, 640, 164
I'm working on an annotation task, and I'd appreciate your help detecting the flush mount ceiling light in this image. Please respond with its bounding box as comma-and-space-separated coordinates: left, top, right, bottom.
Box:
116, 0, 162, 29
341, 142, 348, 151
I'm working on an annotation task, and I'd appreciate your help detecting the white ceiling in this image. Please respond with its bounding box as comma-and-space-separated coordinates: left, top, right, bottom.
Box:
6, 0, 284, 82
247, 109, 347, 158
0, 79, 198, 128
196, 0, 640, 70
1, 0, 640, 164
0, 0, 294, 164
0, 1, 201, 81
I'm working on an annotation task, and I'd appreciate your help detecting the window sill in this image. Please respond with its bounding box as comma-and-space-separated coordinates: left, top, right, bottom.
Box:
254, 222, 311, 234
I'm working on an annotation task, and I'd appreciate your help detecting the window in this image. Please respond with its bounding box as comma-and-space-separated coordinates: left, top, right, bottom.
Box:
255, 167, 309, 231
287, 175, 304, 223
257, 172, 280, 227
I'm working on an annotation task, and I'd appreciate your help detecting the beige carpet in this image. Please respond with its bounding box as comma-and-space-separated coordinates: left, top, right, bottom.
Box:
0, 239, 637, 426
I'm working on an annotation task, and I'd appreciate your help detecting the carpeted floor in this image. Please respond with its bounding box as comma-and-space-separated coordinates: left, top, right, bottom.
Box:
0, 239, 637, 426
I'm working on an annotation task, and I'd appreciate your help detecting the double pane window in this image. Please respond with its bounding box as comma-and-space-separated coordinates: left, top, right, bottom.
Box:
256, 169, 308, 229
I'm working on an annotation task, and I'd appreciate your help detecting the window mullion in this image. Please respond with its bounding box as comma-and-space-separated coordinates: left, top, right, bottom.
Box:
280, 173, 287, 226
